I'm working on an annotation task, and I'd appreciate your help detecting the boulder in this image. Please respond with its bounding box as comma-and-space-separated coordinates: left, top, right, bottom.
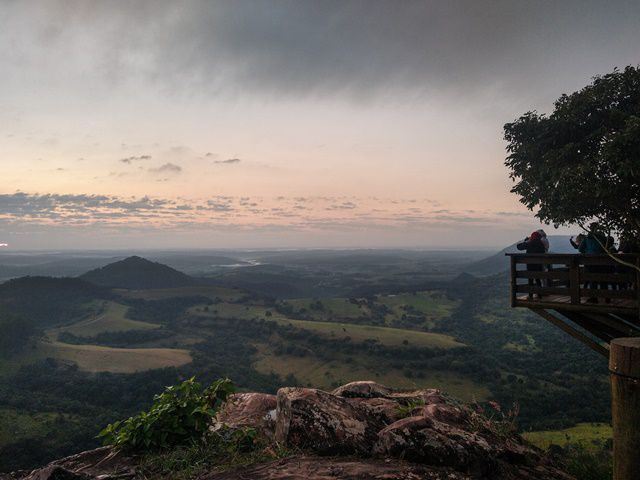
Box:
214, 392, 277, 438
345, 396, 404, 425
331, 381, 393, 398
275, 387, 382, 455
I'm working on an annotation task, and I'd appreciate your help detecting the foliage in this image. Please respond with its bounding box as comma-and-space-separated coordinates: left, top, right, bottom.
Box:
504, 65, 640, 239
140, 427, 290, 480
0, 310, 35, 357
397, 399, 425, 418
557, 443, 612, 480
467, 400, 520, 439
98, 377, 234, 451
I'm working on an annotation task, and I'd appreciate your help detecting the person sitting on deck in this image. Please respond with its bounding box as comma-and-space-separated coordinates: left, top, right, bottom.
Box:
516, 231, 546, 299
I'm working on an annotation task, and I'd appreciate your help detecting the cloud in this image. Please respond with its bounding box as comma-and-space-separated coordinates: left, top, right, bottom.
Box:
120, 155, 152, 164
214, 158, 241, 164
6, 1, 639, 102
148, 162, 182, 174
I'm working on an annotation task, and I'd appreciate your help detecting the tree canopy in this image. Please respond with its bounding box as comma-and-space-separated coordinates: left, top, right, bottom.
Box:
504, 66, 640, 240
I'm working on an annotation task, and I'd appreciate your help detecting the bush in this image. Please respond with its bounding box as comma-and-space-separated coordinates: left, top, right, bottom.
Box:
98, 377, 234, 451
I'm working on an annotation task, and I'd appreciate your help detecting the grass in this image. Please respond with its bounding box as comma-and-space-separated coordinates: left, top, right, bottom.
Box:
523, 423, 612, 450
252, 344, 489, 401
37, 341, 192, 373
192, 303, 464, 349
380, 291, 458, 319
285, 291, 458, 328
2, 340, 192, 374
281, 318, 464, 348
49, 301, 158, 338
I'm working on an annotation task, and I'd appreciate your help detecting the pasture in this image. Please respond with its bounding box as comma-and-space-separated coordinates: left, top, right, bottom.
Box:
49, 301, 158, 338
523, 423, 612, 450
191, 302, 464, 349
252, 344, 488, 401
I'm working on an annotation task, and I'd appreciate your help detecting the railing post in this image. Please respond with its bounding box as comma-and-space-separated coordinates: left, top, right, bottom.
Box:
636, 255, 639, 320
570, 256, 580, 305
510, 255, 517, 307
610, 338, 640, 480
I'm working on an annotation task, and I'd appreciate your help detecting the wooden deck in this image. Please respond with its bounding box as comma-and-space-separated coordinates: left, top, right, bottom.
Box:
507, 253, 640, 357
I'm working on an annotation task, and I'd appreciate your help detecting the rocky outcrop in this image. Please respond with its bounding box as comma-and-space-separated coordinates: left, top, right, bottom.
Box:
5, 381, 573, 480
213, 392, 277, 438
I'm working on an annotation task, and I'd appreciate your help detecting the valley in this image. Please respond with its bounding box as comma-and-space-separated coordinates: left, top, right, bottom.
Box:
0, 250, 611, 472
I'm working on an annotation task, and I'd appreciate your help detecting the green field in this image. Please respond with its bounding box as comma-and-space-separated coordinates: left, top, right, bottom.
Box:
191, 302, 464, 349
380, 291, 458, 318
2, 340, 192, 375
252, 345, 488, 401
523, 423, 612, 450
280, 318, 464, 348
284, 291, 458, 328
37, 341, 192, 373
49, 301, 158, 338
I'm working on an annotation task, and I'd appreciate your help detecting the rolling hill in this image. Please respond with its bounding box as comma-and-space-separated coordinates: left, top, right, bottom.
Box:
80, 256, 198, 289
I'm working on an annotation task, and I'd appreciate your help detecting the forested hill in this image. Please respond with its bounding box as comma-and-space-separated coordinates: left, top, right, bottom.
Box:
0, 276, 112, 327
80, 256, 198, 289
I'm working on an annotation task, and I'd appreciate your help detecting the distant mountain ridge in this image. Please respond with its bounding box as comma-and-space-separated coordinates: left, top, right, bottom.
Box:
463, 235, 575, 276
80, 256, 198, 289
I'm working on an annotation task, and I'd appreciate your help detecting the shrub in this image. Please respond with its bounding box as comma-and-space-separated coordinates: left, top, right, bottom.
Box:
98, 377, 234, 451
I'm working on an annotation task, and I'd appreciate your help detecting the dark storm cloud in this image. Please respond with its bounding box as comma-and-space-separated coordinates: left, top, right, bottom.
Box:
13, 1, 640, 101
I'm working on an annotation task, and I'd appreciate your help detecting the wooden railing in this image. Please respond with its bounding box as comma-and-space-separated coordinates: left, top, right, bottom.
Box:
507, 253, 639, 317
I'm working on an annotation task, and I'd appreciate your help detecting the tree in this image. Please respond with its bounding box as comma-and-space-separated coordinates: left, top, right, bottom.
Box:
504, 66, 640, 241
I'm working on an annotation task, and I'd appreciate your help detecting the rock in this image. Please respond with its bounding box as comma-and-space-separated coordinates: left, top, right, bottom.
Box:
275, 387, 383, 455
205, 455, 473, 480
331, 381, 393, 398
332, 381, 447, 406
345, 397, 404, 425
22, 466, 92, 480
387, 388, 447, 406
8, 382, 575, 480
14, 448, 136, 480
214, 392, 277, 438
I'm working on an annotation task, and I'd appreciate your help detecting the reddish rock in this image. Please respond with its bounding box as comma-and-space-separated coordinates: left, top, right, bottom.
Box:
387, 388, 447, 406
214, 392, 277, 438
331, 381, 393, 398
206, 455, 472, 480
275, 387, 382, 455
10, 448, 135, 480
23, 466, 91, 480
345, 396, 403, 425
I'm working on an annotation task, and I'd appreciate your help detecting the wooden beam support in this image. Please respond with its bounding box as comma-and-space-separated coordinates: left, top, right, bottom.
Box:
530, 308, 609, 357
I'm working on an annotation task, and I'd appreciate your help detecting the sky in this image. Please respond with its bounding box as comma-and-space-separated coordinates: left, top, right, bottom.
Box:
1, 0, 639, 250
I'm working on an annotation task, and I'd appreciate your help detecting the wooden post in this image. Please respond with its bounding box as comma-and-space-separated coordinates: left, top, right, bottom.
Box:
510, 255, 517, 307
570, 256, 580, 305
609, 337, 640, 480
